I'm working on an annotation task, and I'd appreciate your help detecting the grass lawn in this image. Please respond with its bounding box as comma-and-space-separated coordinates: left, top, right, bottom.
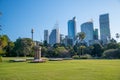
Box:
0, 57, 120, 80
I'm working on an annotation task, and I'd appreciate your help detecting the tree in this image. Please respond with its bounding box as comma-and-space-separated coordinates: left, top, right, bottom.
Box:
0, 35, 10, 62
75, 32, 86, 56
46, 48, 58, 58
102, 49, 120, 59
13, 38, 33, 57
92, 43, 103, 57
55, 47, 69, 57
53, 43, 61, 48
84, 46, 94, 56
43, 40, 49, 47
105, 42, 119, 50
69, 48, 75, 57
76, 32, 86, 41
5, 41, 14, 56
0, 35, 10, 55
110, 38, 117, 43
73, 45, 77, 53
41, 46, 48, 57
77, 46, 86, 56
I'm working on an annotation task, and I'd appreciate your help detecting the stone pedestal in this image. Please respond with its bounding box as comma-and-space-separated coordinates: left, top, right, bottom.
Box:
34, 46, 41, 60
31, 43, 46, 63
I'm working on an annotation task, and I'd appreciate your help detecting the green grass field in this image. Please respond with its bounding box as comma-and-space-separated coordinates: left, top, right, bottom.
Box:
0, 57, 120, 80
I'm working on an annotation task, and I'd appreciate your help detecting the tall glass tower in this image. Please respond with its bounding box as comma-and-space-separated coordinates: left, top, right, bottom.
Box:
93, 28, 98, 40
44, 30, 49, 43
81, 21, 94, 45
99, 13, 111, 44
49, 28, 60, 45
68, 17, 76, 45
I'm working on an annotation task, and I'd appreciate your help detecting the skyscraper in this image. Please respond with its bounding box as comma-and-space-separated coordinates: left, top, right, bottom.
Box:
44, 30, 49, 43
60, 34, 64, 44
81, 21, 94, 45
68, 17, 76, 45
99, 13, 111, 44
93, 28, 98, 40
49, 28, 60, 45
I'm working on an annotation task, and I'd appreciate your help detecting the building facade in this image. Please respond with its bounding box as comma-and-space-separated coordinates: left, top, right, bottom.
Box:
49, 28, 60, 45
68, 17, 76, 45
93, 28, 98, 40
99, 13, 111, 44
81, 21, 94, 45
44, 30, 49, 43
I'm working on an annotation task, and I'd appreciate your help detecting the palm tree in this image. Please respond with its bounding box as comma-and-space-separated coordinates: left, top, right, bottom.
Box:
76, 32, 86, 56
76, 32, 86, 45
76, 32, 86, 41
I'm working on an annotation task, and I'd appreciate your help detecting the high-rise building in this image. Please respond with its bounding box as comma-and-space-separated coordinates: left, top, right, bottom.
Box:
44, 30, 49, 43
49, 28, 60, 45
63, 36, 73, 46
68, 17, 76, 45
81, 21, 94, 45
99, 13, 111, 44
60, 34, 64, 44
93, 28, 98, 40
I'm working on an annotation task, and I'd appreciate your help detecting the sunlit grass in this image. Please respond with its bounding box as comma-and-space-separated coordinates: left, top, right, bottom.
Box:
0, 57, 120, 80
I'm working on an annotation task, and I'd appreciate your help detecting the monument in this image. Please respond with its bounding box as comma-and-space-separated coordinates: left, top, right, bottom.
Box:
31, 42, 46, 63
34, 44, 41, 60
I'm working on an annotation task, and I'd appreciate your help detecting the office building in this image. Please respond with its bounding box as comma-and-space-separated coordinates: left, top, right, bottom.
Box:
81, 21, 94, 45
44, 30, 49, 43
68, 17, 76, 45
49, 28, 60, 45
93, 28, 98, 40
99, 13, 111, 44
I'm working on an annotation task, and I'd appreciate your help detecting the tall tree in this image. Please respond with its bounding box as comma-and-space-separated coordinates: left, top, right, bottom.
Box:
5, 41, 14, 56
13, 38, 34, 57
0, 35, 9, 55
92, 43, 103, 57
76, 32, 86, 41
76, 32, 86, 56
76, 32, 86, 46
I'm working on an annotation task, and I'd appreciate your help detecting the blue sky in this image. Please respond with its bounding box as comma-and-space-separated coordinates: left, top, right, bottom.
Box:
0, 0, 120, 42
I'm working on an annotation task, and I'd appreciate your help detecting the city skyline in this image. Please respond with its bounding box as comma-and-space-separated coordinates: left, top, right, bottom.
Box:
0, 0, 120, 42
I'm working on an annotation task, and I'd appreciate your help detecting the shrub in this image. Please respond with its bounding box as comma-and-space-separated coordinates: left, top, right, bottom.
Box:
80, 54, 92, 59
72, 55, 79, 59
102, 49, 120, 59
